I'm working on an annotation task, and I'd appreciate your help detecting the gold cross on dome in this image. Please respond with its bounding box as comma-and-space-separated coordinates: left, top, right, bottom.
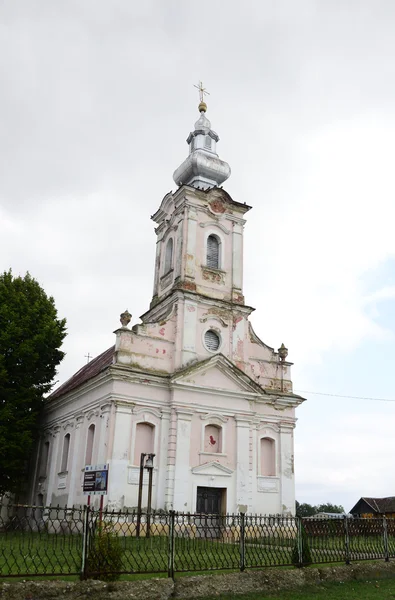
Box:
194, 80, 210, 103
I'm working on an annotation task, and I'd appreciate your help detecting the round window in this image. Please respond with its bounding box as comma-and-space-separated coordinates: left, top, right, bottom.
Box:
204, 330, 220, 352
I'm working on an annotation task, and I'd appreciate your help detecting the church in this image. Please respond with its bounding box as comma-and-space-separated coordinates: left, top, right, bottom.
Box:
32, 91, 305, 515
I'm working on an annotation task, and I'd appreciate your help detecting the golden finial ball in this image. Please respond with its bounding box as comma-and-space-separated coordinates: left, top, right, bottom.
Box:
198, 101, 207, 113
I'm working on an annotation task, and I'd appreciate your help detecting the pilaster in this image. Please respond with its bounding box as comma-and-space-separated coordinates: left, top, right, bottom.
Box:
279, 422, 295, 515
165, 408, 177, 510
157, 408, 171, 510
68, 414, 85, 505
108, 401, 133, 507
185, 207, 198, 280
173, 408, 194, 511
181, 299, 198, 366
235, 416, 251, 510
46, 425, 61, 505
232, 223, 243, 291
97, 402, 112, 464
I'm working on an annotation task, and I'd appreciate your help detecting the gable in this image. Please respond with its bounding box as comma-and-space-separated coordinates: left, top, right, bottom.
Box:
182, 366, 248, 393
191, 461, 233, 477
171, 354, 264, 396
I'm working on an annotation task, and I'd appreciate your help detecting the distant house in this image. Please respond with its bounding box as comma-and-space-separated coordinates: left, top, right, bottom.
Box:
314, 512, 349, 519
350, 497, 395, 518
303, 512, 350, 520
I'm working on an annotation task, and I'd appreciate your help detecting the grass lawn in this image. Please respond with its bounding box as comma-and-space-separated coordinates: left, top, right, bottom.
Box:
2, 529, 395, 577
197, 577, 395, 599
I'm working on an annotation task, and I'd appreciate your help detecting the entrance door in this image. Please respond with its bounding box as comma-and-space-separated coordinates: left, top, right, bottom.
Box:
196, 487, 223, 514
196, 487, 224, 538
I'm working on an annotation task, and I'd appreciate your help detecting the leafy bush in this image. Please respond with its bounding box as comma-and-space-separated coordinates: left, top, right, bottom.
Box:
292, 523, 312, 567
86, 525, 124, 581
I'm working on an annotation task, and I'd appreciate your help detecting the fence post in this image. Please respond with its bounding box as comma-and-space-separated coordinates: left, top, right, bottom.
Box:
296, 517, 303, 568
383, 516, 389, 562
81, 505, 90, 580
344, 515, 350, 565
168, 510, 175, 579
239, 512, 246, 572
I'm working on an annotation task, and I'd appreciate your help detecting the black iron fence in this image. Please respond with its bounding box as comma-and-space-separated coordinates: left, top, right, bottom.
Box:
1, 504, 395, 579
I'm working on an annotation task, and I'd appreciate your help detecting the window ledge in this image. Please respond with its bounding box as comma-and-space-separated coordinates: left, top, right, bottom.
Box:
202, 266, 226, 275
199, 451, 227, 457
58, 471, 68, 476
161, 268, 174, 280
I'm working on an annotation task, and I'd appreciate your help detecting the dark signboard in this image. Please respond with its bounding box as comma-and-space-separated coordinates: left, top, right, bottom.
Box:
83, 464, 109, 496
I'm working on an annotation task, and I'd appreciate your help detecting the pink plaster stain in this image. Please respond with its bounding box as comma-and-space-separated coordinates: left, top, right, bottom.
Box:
236, 339, 244, 357
233, 316, 243, 330
159, 327, 165, 336
187, 306, 196, 312
162, 349, 166, 354
156, 348, 159, 353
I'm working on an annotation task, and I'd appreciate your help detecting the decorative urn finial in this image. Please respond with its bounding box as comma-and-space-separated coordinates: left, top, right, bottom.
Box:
278, 343, 288, 362
120, 309, 132, 328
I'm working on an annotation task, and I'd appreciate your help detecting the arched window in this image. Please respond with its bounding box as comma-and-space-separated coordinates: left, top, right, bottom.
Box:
85, 424, 95, 465
164, 238, 173, 273
134, 422, 155, 465
61, 433, 70, 472
260, 438, 275, 476
206, 235, 220, 269
204, 424, 222, 453
40, 441, 50, 477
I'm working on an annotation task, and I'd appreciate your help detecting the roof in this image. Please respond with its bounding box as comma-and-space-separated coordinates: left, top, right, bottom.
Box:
350, 496, 395, 514
49, 346, 115, 400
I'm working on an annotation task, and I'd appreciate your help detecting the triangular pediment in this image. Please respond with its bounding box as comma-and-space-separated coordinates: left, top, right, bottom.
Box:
171, 354, 265, 397
191, 461, 234, 477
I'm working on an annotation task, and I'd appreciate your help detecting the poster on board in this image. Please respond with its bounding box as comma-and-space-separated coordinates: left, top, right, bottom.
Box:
83, 464, 109, 495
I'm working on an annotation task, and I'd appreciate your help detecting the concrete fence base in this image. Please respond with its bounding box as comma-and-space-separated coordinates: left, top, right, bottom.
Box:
3, 562, 395, 600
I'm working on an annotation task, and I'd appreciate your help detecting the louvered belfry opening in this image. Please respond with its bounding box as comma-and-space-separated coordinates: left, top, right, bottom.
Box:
204, 330, 220, 352
207, 234, 220, 269
164, 237, 173, 273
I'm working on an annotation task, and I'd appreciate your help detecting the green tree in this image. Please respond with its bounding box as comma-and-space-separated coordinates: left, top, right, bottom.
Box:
295, 501, 316, 518
0, 270, 66, 496
316, 503, 345, 514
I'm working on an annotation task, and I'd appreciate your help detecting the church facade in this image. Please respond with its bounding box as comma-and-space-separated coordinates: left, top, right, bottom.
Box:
32, 97, 305, 515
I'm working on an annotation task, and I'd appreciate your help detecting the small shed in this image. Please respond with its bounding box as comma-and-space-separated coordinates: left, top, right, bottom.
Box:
349, 497, 395, 518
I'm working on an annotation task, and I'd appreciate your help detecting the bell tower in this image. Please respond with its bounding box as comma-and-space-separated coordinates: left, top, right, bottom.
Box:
148, 93, 249, 310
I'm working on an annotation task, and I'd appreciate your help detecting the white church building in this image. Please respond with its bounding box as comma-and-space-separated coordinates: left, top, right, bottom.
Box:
32, 95, 305, 515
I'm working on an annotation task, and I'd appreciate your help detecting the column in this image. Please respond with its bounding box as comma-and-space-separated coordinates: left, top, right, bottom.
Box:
172, 409, 194, 511
279, 422, 296, 515
235, 416, 251, 511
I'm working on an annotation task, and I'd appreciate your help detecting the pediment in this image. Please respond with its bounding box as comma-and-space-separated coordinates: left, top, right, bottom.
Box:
191, 461, 233, 477
171, 354, 264, 396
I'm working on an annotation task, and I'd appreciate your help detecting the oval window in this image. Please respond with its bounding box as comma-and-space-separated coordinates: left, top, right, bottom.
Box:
204, 330, 220, 352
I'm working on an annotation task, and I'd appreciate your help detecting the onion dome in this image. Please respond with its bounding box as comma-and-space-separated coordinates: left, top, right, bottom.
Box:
173, 102, 231, 190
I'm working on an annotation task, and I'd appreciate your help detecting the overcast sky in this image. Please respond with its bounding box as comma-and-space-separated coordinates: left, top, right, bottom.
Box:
2, 0, 395, 511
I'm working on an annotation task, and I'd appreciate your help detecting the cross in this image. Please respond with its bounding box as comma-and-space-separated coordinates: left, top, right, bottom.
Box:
85, 353, 93, 364
194, 80, 210, 103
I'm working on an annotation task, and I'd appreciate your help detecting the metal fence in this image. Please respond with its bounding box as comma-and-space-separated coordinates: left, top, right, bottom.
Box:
1, 504, 395, 579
